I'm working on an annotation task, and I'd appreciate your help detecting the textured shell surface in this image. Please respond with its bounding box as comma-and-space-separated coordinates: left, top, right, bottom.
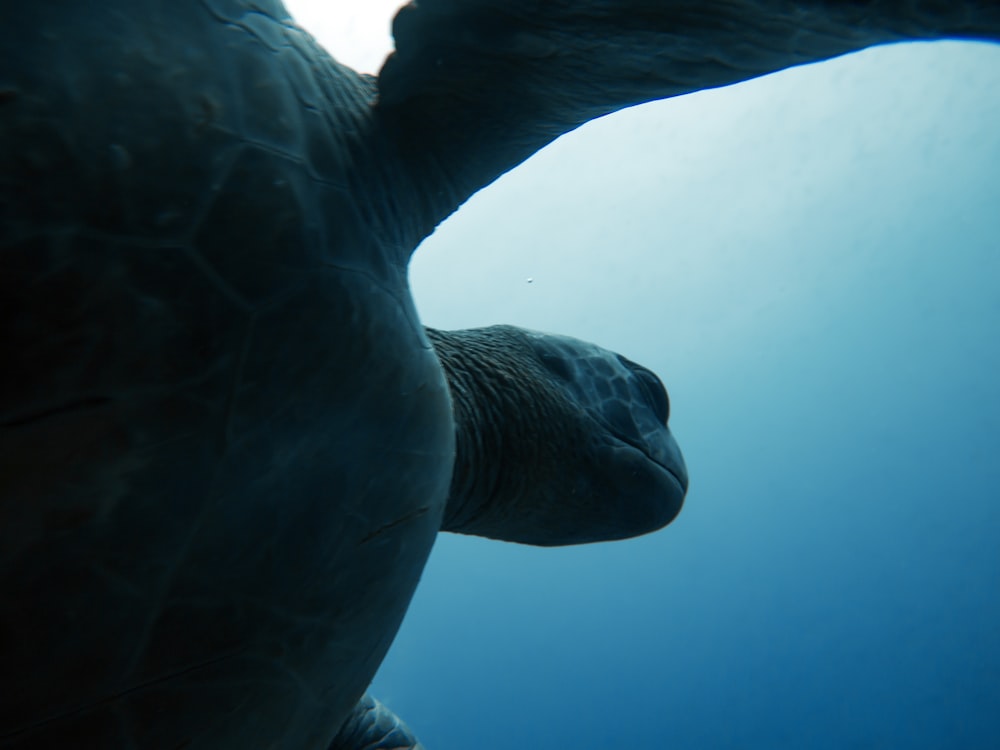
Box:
0, 2, 453, 748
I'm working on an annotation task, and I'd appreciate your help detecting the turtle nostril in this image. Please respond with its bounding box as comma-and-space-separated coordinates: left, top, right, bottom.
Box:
618, 356, 670, 425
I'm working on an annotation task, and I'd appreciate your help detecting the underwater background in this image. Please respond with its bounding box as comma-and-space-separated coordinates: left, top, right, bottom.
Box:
291, 4, 1000, 748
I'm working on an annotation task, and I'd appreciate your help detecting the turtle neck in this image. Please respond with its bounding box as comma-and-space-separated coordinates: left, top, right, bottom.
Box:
425, 325, 568, 542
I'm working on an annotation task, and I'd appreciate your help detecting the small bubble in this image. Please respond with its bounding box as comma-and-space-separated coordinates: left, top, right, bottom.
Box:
526, 277, 533, 284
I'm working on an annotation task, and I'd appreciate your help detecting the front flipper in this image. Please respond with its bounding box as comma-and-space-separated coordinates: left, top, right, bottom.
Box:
376, 0, 1000, 243
329, 693, 425, 750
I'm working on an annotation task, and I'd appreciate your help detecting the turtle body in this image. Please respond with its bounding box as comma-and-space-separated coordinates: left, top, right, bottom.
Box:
2, 3, 453, 747
3, 1, 999, 748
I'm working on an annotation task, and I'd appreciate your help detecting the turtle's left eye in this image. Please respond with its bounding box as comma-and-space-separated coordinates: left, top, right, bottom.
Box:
618, 355, 670, 425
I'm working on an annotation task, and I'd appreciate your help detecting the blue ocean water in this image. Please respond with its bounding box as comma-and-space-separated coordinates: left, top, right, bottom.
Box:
371, 41, 1000, 749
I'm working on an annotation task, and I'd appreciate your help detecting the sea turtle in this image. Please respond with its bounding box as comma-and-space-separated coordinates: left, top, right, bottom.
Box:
1, 1, 997, 748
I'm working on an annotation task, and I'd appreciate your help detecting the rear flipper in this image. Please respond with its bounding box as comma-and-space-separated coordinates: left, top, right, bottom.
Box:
330, 693, 425, 750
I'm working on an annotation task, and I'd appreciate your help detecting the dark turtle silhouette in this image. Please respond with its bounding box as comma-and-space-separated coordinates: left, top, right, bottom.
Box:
1, 1, 997, 748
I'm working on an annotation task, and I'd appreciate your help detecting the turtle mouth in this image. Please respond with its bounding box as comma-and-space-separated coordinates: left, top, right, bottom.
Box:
597, 428, 688, 537
599, 375, 688, 498
656, 442, 689, 494
608, 355, 687, 492
612, 427, 689, 494
662, 463, 689, 494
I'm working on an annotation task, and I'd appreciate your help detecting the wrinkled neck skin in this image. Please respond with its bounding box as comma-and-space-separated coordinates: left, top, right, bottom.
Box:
425, 326, 686, 547
427, 327, 554, 540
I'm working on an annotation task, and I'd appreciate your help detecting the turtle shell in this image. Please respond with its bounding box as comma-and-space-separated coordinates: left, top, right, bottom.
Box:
0, 2, 453, 747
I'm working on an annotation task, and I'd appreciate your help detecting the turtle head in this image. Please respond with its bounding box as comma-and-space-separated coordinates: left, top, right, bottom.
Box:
427, 325, 687, 546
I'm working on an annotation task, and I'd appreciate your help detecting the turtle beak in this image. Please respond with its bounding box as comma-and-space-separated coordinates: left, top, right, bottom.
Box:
617, 355, 688, 494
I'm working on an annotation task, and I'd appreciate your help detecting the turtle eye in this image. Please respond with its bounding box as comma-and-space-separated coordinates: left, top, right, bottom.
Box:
617, 355, 670, 425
